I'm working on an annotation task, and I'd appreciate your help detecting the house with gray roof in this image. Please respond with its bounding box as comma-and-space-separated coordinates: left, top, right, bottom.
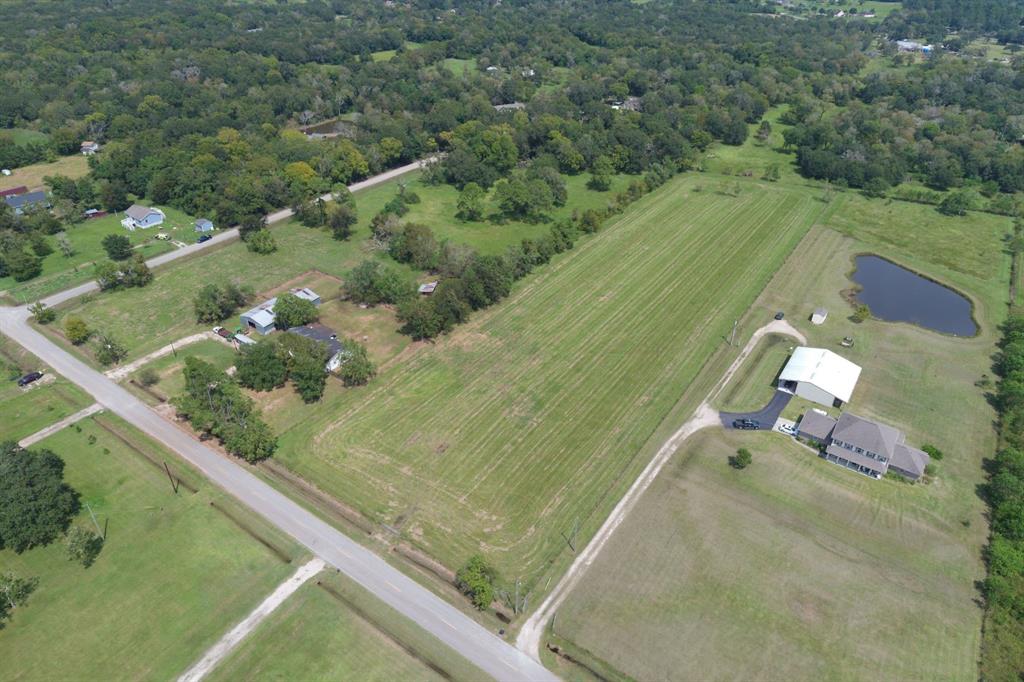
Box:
796, 411, 929, 480
287, 323, 349, 372
121, 204, 165, 230
4, 190, 50, 215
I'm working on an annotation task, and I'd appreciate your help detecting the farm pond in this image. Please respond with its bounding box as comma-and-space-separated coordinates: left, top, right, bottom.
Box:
850, 254, 977, 336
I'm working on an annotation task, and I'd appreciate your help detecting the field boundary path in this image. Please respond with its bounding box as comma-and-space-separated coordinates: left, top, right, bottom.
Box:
17, 402, 103, 447
38, 158, 432, 309
177, 558, 326, 682
0, 305, 555, 682
105, 332, 220, 381
516, 319, 805, 658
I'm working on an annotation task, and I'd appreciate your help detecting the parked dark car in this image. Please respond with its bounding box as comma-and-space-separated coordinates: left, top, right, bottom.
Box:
732, 418, 760, 430
17, 371, 43, 387
774, 311, 785, 320
197, 234, 212, 244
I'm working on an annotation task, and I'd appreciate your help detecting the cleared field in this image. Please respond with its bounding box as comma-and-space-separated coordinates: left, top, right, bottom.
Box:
556, 428, 980, 681
267, 175, 823, 585
556, 193, 1006, 679
207, 570, 486, 682
0, 208, 186, 303
0, 414, 305, 681
1, 128, 49, 146
0, 154, 88, 192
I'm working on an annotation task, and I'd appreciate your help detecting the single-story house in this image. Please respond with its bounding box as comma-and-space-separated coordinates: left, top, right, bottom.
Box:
896, 40, 933, 53
81, 141, 100, 155
418, 281, 438, 295
493, 102, 526, 112
287, 323, 349, 372
810, 307, 828, 325
194, 218, 214, 233
121, 204, 165, 230
4, 190, 50, 215
239, 288, 322, 335
798, 411, 929, 480
778, 346, 861, 408
0, 186, 27, 198
235, 334, 256, 347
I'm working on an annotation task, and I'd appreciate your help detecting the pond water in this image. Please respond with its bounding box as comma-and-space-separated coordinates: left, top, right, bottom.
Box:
850, 255, 977, 336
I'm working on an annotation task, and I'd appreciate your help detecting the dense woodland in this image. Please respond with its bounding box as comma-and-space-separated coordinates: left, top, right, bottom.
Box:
4, 0, 1024, 676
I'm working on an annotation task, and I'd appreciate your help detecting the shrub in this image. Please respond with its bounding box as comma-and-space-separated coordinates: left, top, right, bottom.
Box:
455, 555, 498, 610
921, 444, 944, 461
730, 448, 752, 469
64, 316, 90, 345
28, 301, 55, 324
851, 303, 871, 323
136, 367, 160, 387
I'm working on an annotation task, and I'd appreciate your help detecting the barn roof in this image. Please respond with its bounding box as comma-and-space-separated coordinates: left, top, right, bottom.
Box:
779, 347, 861, 403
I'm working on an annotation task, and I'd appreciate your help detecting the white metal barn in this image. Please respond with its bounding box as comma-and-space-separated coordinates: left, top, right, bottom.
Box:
777, 347, 861, 408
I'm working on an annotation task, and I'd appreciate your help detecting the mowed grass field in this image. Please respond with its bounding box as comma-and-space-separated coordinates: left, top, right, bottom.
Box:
266, 175, 824, 584
208, 570, 486, 682
556, 428, 980, 681
0, 414, 305, 681
556, 192, 1008, 680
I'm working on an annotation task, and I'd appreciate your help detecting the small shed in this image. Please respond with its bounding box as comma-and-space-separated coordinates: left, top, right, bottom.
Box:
811, 308, 828, 325
418, 281, 438, 295
194, 218, 214, 233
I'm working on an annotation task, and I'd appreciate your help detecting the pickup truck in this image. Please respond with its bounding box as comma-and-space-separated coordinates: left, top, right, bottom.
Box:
212, 326, 234, 340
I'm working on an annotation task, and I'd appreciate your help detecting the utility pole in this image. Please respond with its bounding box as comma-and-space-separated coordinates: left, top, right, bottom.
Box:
163, 461, 179, 494
730, 320, 738, 347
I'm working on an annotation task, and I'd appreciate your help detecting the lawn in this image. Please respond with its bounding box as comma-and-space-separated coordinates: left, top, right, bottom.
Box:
264, 174, 824, 589
555, 428, 981, 681
0, 414, 305, 681
0, 207, 192, 303
207, 569, 486, 682
0, 334, 92, 442
0, 154, 88, 193
128, 338, 239, 404
554, 194, 1006, 679
714, 332, 794, 413
46, 170, 631, 363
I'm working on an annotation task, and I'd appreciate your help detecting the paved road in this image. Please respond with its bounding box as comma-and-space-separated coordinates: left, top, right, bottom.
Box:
0, 305, 553, 682
720, 390, 793, 430
39, 158, 433, 310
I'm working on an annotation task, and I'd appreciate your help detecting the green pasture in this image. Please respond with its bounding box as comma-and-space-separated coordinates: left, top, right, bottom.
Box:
555, 192, 1007, 679
557, 427, 981, 682
265, 174, 823, 587
0, 415, 305, 681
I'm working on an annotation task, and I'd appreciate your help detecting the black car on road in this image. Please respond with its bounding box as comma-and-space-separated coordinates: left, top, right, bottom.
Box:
197, 234, 212, 244
17, 371, 43, 387
774, 311, 785, 320
732, 418, 760, 430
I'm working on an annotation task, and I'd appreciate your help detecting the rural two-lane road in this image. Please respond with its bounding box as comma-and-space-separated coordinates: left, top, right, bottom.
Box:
1, 158, 556, 682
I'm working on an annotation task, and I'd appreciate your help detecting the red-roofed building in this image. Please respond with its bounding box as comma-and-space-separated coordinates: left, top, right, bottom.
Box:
0, 186, 28, 198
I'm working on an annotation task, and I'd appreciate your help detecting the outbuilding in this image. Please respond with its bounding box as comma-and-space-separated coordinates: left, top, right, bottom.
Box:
239, 287, 322, 335
810, 307, 828, 325
778, 346, 861, 408
194, 218, 214, 233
